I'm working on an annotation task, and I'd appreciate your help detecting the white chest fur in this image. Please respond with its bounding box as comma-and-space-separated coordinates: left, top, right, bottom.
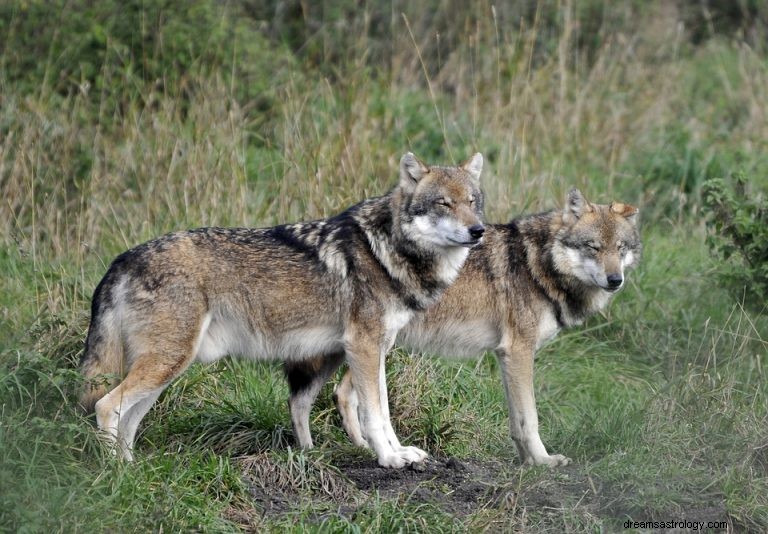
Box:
535, 309, 561, 350
437, 246, 470, 285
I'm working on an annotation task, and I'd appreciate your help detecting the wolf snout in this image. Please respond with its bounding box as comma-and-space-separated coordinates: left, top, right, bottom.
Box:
468, 224, 485, 240
606, 273, 623, 290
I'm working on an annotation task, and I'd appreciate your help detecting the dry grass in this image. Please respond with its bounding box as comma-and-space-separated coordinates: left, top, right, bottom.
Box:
1, 2, 767, 531
2, 3, 767, 263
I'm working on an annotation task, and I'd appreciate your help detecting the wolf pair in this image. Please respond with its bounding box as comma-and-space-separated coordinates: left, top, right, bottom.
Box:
80, 152, 640, 468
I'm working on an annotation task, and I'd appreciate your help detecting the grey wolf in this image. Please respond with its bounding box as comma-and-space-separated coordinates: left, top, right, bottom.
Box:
80, 152, 485, 468
285, 188, 640, 466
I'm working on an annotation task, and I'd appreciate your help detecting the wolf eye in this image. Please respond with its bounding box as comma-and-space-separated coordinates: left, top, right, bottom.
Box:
435, 198, 452, 207
584, 243, 600, 252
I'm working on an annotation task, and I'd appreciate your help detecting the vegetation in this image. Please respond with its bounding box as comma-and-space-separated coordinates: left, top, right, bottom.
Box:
703, 175, 768, 307
1, 1, 766, 531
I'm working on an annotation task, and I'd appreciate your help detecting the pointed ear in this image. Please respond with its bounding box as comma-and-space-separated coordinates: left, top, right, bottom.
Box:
610, 201, 639, 225
564, 188, 592, 223
399, 152, 429, 190
461, 153, 483, 185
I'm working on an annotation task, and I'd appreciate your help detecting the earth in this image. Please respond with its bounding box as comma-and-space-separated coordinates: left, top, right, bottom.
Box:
228, 454, 731, 530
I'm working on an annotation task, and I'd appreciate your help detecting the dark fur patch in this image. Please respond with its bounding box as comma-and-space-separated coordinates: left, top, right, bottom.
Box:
266, 224, 323, 263
284, 362, 317, 394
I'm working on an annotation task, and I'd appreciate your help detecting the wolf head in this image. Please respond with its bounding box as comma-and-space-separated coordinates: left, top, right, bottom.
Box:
397, 152, 485, 250
553, 188, 641, 292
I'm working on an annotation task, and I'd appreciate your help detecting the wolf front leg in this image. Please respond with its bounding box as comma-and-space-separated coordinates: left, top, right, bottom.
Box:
376, 350, 428, 463
344, 332, 425, 468
495, 342, 571, 467
333, 369, 369, 448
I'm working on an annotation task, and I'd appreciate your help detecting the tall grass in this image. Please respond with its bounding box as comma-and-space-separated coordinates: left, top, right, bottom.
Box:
1, 1, 766, 531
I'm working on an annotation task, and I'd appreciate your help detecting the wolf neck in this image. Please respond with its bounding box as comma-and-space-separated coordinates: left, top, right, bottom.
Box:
358, 191, 464, 311
518, 211, 612, 327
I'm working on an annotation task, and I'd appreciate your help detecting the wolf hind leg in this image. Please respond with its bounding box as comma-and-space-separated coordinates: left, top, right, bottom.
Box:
285, 351, 345, 449
95, 378, 159, 461
95, 347, 196, 461
116, 387, 165, 458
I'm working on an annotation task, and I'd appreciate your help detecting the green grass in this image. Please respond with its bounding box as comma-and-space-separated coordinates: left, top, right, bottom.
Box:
3, 229, 764, 531
2, 1, 768, 532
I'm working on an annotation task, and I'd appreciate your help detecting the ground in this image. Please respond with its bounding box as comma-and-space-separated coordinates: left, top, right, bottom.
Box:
224, 451, 732, 531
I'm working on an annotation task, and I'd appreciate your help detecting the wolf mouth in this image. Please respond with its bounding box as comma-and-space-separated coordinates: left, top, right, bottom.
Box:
448, 237, 482, 247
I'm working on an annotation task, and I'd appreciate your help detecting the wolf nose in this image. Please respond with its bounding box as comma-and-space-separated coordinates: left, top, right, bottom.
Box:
606, 274, 623, 289
468, 224, 485, 240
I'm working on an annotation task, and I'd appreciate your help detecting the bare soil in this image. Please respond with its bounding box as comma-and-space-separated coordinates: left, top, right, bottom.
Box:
231, 454, 731, 530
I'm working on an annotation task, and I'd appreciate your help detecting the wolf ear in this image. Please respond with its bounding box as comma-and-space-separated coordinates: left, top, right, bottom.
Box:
461, 152, 483, 185
610, 201, 639, 225
400, 152, 429, 190
564, 188, 592, 223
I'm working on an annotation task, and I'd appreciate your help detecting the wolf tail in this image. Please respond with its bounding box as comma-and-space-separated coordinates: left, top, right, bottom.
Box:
79, 278, 124, 413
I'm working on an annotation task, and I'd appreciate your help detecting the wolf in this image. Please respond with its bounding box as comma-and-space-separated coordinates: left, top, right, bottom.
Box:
80, 152, 485, 468
285, 188, 640, 466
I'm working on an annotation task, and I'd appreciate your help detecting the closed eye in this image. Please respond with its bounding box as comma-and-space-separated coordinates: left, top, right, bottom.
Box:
619, 243, 636, 255
435, 198, 452, 207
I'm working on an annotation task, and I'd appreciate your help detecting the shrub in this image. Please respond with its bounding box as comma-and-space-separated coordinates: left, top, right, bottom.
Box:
703, 174, 768, 308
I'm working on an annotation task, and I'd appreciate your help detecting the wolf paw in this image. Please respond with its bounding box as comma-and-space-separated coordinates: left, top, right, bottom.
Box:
377, 446, 429, 468
525, 454, 571, 467
351, 435, 371, 449
398, 445, 429, 463
546, 454, 571, 467
97, 433, 134, 461
377, 453, 410, 468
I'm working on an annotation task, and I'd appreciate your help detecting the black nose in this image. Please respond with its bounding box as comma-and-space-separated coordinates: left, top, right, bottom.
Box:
469, 224, 485, 240
606, 274, 623, 289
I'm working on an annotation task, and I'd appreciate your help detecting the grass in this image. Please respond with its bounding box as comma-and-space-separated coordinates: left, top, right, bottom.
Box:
1, 1, 767, 532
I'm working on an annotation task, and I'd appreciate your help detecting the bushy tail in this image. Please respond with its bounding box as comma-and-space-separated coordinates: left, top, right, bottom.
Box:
79, 287, 124, 413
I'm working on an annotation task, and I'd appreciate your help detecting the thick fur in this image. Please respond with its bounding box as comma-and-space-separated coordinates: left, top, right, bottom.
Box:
80, 152, 485, 467
285, 188, 641, 466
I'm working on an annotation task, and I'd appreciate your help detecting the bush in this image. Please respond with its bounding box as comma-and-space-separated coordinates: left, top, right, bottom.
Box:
703, 174, 768, 307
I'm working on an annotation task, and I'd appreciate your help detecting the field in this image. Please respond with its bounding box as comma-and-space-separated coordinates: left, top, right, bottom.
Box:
1, 1, 767, 531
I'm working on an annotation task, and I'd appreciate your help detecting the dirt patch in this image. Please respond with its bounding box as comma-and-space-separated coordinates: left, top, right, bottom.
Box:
341, 456, 510, 517
232, 454, 733, 530
331, 456, 616, 524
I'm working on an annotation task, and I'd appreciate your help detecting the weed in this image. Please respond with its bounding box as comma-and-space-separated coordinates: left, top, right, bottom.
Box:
703, 174, 768, 308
